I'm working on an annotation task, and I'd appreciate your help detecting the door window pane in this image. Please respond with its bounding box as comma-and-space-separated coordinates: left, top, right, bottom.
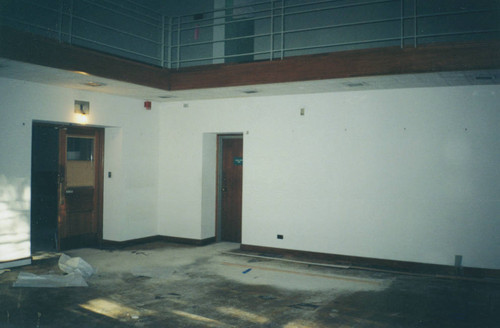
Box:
67, 137, 94, 161
66, 137, 95, 187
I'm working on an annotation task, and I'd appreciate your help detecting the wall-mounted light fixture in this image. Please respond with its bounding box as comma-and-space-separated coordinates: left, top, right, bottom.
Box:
75, 100, 90, 115
74, 100, 90, 124
83, 81, 106, 87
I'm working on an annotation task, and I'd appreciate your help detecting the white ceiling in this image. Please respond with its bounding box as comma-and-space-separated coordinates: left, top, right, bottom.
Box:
0, 58, 498, 103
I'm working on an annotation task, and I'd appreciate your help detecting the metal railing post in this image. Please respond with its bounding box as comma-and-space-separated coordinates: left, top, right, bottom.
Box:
160, 15, 165, 67
167, 17, 172, 69
68, 0, 74, 44
177, 17, 181, 69
280, 0, 284, 60
400, 0, 404, 48
414, 0, 417, 47
58, 0, 63, 42
270, 0, 274, 61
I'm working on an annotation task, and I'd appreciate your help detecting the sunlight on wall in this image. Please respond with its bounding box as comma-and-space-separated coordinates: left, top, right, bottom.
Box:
0, 175, 31, 262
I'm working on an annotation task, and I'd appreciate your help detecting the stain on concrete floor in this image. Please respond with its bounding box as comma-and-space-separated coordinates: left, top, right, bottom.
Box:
1, 242, 499, 327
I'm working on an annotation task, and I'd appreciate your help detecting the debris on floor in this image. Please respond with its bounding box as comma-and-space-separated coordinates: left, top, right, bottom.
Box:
13, 254, 95, 288
2, 242, 498, 327
58, 253, 95, 279
13, 271, 89, 288
0, 269, 10, 275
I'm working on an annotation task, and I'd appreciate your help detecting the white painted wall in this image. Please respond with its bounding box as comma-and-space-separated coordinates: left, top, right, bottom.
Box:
0, 77, 160, 264
1, 76, 498, 270
158, 85, 500, 269
201, 133, 218, 239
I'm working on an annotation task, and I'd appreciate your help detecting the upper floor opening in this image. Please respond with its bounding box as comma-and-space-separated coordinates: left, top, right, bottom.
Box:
0, 0, 498, 98
1, 0, 498, 69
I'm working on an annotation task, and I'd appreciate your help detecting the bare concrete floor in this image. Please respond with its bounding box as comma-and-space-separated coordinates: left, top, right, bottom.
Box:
1, 242, 499, 327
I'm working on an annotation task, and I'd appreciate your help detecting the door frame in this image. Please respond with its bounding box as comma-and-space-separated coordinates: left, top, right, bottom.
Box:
30, 122, 104, 251
57, 125, 104, 250
216, 134, 243, 242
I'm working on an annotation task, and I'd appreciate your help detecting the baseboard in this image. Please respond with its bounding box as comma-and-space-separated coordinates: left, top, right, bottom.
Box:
0, 257, 32, 270
101, 235, 216, 249
101, 236, 161, 249
240, 244, 500, 279
158, 235, 216, 246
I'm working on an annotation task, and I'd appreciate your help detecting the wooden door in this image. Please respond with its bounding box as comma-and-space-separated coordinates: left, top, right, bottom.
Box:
58, 127, 103, 250
218, 135, 243, 242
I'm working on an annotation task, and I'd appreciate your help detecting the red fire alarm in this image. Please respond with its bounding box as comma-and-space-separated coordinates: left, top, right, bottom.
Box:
144, 101, 152, 110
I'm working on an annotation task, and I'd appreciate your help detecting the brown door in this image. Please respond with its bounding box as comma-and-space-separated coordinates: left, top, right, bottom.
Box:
218, 135, 243, 242
57, 126, 103, 250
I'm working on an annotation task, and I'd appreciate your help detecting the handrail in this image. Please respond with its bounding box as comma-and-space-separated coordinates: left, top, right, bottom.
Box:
70, 16, 161, 45
79, 0, 162, 28
282, 0, 399, 16
0, 0, 498, 69
70, 35, 161, 62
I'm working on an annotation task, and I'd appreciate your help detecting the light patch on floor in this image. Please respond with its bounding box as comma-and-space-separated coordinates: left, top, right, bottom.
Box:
283, 319, 329, 328
169, 309, 228, 327
79, 298, 152, 320
216, 306, 269, 324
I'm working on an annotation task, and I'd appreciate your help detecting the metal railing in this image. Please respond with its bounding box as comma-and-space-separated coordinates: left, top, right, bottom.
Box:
0, 0, 165, 66
1, 0, 498, 69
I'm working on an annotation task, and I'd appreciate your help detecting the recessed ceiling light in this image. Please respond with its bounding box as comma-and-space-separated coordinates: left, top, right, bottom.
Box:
158, 95, 175, 99
83, 81, 106, 87
73, 71, 91, 76
475, 75, 495, 81
343, 82, 368, 88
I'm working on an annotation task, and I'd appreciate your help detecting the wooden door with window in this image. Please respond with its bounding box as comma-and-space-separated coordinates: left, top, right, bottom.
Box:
58, 127, 103, 250
218, 135, 243, 242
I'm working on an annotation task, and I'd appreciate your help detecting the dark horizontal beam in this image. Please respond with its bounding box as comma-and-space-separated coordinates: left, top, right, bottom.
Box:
169, 41, 500, 90
0, 27, 171, 90
1, 27, 499, 92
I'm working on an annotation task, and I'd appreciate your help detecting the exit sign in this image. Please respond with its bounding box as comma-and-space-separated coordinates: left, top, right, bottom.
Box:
233, 157, 243, 166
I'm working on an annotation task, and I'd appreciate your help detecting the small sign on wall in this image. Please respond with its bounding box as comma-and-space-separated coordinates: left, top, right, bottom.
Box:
233, 157, 243, 166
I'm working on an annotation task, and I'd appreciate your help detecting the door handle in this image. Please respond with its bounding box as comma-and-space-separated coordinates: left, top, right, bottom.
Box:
59, 182, 65, 205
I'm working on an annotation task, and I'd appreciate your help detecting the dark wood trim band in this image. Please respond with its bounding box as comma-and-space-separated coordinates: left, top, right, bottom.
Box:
101, 235, 216, 249
2, 26, 499, 92
240, 244, 500, 280
0, 26, 170, 90
169, 41, 500, 90
159, 236, 216, 246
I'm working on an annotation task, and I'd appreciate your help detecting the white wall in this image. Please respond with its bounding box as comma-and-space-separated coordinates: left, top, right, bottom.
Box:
201, 133, 218, 239
2, 76, 498, 271
0, 77, 160, 264
158, 85, 500, 269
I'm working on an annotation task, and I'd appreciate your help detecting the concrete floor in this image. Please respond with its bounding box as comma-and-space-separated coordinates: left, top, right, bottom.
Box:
1, 242, 499, 327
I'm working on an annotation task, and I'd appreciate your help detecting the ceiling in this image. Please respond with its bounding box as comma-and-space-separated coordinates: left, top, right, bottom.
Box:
0, 58, 498, 104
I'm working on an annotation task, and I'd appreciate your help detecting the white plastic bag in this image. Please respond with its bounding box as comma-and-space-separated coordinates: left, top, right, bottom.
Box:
13, 272, 88, 287
58, 254, 95, 279
13, 254, 95, 288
